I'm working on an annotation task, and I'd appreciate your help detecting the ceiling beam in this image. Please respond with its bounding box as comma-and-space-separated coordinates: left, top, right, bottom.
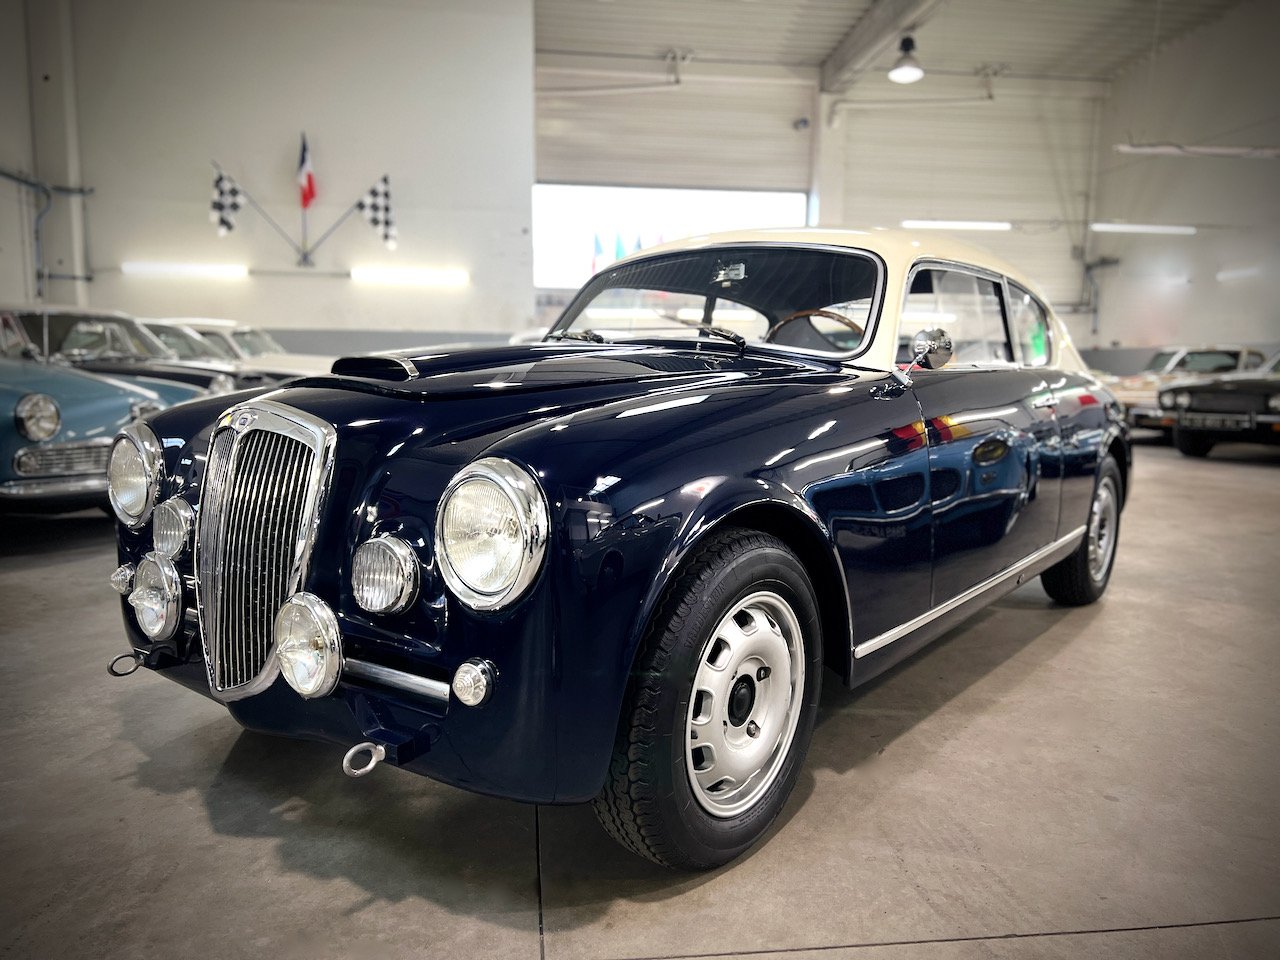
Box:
821, 0, 948, 93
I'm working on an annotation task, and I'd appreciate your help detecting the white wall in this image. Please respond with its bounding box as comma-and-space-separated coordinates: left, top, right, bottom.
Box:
1086, 0, 1280, 349
0, 0, 35, 302
27, 0, 535, 335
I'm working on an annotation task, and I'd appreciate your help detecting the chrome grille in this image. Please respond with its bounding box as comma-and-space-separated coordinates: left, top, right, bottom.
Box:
1187, 392, 1264, 414
13, 439, 112, 477
195, 402, 334, 700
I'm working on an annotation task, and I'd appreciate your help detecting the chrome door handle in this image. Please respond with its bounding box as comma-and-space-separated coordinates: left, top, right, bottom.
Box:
1030, 396, 1057, 410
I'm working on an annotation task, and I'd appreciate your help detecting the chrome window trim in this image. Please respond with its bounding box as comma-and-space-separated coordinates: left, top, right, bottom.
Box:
193, 399, 337, 703
435, 457, 549, 612
853, 525, 1088, 659
1004, 278, 1056, 369
902, 258, 1019, 371
547, 241, 889, 364
343, 658, 450, 704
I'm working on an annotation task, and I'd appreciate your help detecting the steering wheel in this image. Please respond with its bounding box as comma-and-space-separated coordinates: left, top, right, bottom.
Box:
765, 308, 865, 343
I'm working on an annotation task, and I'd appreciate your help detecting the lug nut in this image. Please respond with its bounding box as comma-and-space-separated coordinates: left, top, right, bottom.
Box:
746, 721, 760, 738
756, 666, 771, 681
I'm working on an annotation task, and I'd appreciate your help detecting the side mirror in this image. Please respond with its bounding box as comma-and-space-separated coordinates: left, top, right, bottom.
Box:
911, 328, 953, 369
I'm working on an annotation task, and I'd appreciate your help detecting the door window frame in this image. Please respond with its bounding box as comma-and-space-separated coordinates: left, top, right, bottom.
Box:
901, 258, 1016, 370
1003, 278, 1056, 369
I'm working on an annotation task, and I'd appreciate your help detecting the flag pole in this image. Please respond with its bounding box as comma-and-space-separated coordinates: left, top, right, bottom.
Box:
300, 204, 311, 266
211, 160, 305, 260
306, 202, 360, 259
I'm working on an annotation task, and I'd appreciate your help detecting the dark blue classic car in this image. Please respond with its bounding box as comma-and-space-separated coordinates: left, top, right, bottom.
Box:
107, 230, 1130, 868
1159, 352, 1280, 456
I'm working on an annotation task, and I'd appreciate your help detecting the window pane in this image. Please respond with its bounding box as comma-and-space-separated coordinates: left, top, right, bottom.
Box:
1007, 282, 1051, 367
1177, 350, 1238, 373
904, 269, 1010, 366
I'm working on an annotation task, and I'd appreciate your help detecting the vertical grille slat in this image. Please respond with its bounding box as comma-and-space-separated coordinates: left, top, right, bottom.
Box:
195, 406, 327, 698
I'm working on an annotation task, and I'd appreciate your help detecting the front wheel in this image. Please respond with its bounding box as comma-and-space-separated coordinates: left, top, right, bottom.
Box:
592, 529, 822, 869
1041, 454, 1122, 606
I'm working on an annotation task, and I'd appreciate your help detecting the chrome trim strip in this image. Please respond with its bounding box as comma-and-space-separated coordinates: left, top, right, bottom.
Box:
343, 658, 450, 704
853, 525, 1088, 659
0, 474, 108, 500
12, 436, 113, 477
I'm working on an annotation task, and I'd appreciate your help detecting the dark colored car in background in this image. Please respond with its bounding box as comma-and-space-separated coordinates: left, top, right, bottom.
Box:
1160, 352, 1280, 457
103, 230, 1130, 870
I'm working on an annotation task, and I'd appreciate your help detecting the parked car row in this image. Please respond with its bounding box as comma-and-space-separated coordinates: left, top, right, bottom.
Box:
1, 305, 334, 512
1107, 344, 1268, 434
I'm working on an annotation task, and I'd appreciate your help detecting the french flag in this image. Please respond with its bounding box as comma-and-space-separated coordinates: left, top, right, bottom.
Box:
297, 133, 316, 209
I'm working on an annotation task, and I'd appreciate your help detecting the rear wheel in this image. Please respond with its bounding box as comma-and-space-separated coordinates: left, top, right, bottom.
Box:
592, 529, 822, 869
1041, 455, 1122, 606
1173, 428, 1215, 458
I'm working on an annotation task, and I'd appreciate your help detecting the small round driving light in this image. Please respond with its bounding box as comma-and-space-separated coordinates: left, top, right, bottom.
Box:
452, 659, 495, 707
274, 593, 342, 699
15, 393, 60, 441
152, 498, 195, 558
351, 535, 419, 614
1174, 391, 1192, 409
127, 553, 181, 640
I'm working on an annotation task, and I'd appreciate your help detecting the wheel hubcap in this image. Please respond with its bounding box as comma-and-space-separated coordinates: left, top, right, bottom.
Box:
1087, 476, 1119, 582
685, 590, 805, 818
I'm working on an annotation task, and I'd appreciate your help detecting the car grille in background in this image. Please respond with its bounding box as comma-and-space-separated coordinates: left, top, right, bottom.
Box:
13, 440, 112, 477
196, 414, 323, 696
1187, 392, 1264, 414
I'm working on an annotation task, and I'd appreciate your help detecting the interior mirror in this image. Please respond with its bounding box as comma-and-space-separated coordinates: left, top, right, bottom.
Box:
912, 328, 953, 369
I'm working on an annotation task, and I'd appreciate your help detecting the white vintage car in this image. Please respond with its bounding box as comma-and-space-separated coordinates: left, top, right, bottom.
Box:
166, 318, 335, 378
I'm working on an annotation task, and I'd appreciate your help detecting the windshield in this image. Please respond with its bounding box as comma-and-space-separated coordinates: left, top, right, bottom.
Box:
147, 324, 219, 360
231, 328, 285, 356
17, 313, 173, 361
195, 331, 238, 361
1142, 350, 1177, 372
1175, 350, 1240, 373
551, 246, 881, 355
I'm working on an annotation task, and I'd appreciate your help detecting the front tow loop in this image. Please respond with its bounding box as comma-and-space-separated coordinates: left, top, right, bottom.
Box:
342, 742, 387, 778
107, 652, 143, 677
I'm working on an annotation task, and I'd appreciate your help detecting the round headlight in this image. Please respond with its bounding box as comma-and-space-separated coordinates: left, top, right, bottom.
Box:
209, 374, 237, 394
15, 393, 60, 441
435, 457, 548, 611
352, 535, 419, 614
107, 423, 162, 527
1174, 391, 1192, 409
1158, 391, 1174, 408
274, 592, 342, 698
127, 553, 181, 640
152, 497, 194, 558
1269, 395, 1280, 413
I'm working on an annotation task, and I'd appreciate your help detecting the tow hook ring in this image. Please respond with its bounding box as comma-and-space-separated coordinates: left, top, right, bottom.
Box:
342, 742, 387, 778
108, 652, 143, 677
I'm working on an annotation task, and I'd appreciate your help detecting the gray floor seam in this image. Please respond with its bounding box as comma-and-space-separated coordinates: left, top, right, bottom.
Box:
606, 914, 1280, 960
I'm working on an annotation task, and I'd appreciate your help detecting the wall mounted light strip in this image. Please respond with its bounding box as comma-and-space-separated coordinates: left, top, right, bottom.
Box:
1214, 266, 1260, 282
121, 261, 249, 279
349, 266, 470, 287
1089, 223, 1197, 235
901, 220, 1013, 231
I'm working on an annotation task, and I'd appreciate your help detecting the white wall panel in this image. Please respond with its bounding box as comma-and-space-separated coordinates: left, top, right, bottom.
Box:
537, 76, 815, 192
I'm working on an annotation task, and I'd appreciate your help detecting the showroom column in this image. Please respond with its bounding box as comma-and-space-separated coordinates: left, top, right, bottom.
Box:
24, 0, 89, 306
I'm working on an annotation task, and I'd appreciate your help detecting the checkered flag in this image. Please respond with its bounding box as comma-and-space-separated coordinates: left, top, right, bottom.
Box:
209, 172, 244, 236
356, 175, 397, 250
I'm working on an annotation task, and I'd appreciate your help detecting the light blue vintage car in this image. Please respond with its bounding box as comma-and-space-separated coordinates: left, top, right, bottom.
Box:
0, 355, 199, 511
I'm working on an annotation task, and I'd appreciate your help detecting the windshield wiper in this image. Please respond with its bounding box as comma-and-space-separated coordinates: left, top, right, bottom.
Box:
549, 329, 607, 343
662, 315, 746, 353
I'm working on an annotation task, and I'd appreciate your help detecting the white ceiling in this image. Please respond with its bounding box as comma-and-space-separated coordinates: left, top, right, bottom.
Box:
536, 0, 1245, 81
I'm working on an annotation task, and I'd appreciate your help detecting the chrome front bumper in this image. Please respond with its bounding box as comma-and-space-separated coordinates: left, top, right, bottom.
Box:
0, 474, 108, 502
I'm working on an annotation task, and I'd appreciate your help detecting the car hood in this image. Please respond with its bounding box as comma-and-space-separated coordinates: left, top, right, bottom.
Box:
0, 356, 163, 405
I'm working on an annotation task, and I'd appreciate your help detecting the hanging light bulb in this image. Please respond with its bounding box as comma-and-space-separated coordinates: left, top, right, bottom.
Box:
888, 36, 924, 84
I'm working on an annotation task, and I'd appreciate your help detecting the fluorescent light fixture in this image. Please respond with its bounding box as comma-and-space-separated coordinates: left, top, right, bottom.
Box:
1089, 222, 1197, 236
1215, 265, 1261, 282
902, 220, 1012, 231
888, 36, 924, 85
121, 261, 248, 279
349, 266, 470, 287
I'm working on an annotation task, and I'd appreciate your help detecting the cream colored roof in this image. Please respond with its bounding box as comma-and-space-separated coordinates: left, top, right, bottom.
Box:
627, 228, 1052, 305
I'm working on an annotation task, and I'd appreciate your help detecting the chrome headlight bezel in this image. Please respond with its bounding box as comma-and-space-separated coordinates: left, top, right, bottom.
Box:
435, 457, 549, 611
108, 422, 163, 528
351, 534, 420, 615
152, 497, 195, 559
15, 393, 60, 441
127, 552, 181, 641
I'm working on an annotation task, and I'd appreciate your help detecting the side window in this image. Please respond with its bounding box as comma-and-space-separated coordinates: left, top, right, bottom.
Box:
1245, 351, 1265, 370
1007, 282, 1052, 367
903, 268, 1011, 366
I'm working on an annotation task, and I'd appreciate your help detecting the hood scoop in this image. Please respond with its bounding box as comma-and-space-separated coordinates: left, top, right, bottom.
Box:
330, 355, 420, 382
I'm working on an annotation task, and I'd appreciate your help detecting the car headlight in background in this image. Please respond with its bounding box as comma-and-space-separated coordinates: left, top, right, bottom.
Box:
15, 393, 60, 441
435, 457, 549, 610
152, 498, 194, 558
352, 535, 420, 614
127, 553, 181, 641
1174, 391, 1192, 409
275, 592, 342, 698
107, 422, 162, 527
209, 374, 237, 394
1158, 391, 1174, 408
1269, 395, 1280, 413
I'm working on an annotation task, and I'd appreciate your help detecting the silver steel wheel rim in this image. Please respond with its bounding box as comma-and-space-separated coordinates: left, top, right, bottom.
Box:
1087, 476, 1119, 582
685, 590, 805, 819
